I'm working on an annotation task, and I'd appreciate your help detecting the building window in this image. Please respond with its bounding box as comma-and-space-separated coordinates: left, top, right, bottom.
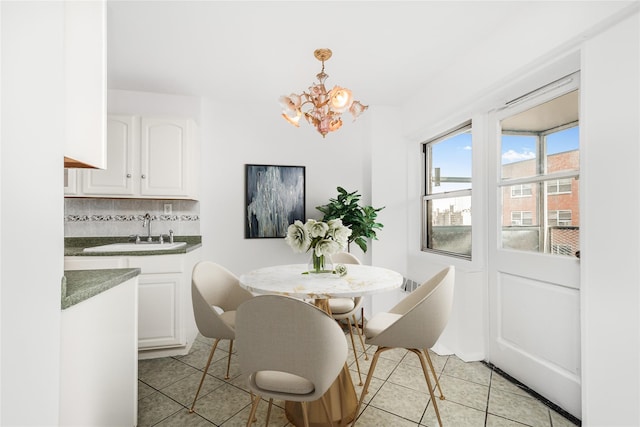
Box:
511, 184, 533, 198
547, 178, 572, 194
422, 121, 472, 259
548, 210, 572, 226
511, 211, 533, 226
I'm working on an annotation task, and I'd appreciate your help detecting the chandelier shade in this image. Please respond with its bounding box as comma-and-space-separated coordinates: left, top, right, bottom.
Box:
279, 48, 368, 138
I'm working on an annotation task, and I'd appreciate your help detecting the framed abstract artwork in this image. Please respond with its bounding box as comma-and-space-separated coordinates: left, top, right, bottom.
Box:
245, 164, 305, 238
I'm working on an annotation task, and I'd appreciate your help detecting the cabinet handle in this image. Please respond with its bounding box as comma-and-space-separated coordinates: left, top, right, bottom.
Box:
126, 173, 131, 178
141, 174, 146, 179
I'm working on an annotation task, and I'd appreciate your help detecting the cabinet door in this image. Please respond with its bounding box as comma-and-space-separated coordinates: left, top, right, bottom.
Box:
82, 115, 136, 195
140, 117, 191, 197
64, 169, 78, 195
138, 273, 183, 349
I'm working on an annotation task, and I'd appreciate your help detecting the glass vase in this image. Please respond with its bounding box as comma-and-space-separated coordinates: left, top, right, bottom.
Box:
308, 252, 333, 274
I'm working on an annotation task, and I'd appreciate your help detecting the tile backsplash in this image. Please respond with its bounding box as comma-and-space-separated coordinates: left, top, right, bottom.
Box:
64, 198, 200, 237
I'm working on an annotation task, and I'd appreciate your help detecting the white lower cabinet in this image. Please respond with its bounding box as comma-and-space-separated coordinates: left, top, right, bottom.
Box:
60, 277, 137, 427
64, 248, 201, 359
137, 272, 182, 349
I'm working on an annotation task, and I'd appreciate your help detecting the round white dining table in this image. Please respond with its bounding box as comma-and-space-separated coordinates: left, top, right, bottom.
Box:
238, 263, 403, 300
238, 263, 403, 427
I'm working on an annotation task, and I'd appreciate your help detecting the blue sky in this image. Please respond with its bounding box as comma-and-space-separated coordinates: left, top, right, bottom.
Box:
431, 126, 579, 191
502, 126, 579, 164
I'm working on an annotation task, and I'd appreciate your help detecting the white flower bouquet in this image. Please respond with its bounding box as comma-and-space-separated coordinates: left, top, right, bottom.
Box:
285, 218, 352, 273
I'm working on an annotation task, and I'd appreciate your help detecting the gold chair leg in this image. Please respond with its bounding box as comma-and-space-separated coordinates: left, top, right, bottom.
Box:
246, 393, 261, 427
411, 349, 443, 427
352, 314, 368, 360
353, 346, 387, 425
189, 338, 220, 413
346, 318, 363, 386
225, 339, 234, 380
301, 402, 310, 427
249, 392, 258, 423
265, 398, 273, 427
423, 349, 445, 400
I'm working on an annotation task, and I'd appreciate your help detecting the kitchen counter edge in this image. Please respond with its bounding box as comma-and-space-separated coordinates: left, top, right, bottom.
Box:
62, 268, 141, 310
64, 235, 202, 257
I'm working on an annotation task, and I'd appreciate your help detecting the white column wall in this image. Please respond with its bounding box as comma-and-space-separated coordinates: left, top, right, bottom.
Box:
580, 11, 640, 426
1, 3, 65, 424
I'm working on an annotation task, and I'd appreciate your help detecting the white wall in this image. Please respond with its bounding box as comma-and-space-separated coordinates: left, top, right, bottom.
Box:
198, 98, 372, 275
580, 12, 640, 426
1, 3, 65, 424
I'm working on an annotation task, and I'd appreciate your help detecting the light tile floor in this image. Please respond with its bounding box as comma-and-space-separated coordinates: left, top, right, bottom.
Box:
138, 332, 580, 427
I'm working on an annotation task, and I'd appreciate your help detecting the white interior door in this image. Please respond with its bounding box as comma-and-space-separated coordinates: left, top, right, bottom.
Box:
487, 73, 582, 418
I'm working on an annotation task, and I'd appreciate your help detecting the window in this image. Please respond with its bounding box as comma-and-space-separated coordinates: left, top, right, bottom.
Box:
511, 211, 533, 226
422, 122, 472, 258
547, 179, 572, 194
499, 83, 580, 256
548, 210, 572, 226
511, 184, 532, 198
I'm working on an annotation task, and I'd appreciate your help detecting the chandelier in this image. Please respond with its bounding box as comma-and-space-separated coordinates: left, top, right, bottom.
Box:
279, 48, 368, 138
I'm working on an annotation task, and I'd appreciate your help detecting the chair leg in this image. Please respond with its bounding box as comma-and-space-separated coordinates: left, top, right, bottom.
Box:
265, 398, 273, 427
225, 339, 234, 380
246, 393, 261, 427
301, 402, 310, 427
410, 349, 443, 427
423, 349, 445, 400
249, 392, 258, 423
189, 338, 220, 413
360, 307, 368, 360
353, 346, 388, 425
352, 313, 368, 360
345, 318, 363, 386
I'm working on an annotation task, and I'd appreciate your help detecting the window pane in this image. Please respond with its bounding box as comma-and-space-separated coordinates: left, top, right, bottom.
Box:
428, 130, 472, 194
501, 135, 537, 179
501, 178, 579, 255
424, 195, 471, 257
547, 126, 579, 175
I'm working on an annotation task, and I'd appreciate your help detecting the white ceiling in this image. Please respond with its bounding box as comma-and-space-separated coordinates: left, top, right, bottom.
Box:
106, 1, 634, 108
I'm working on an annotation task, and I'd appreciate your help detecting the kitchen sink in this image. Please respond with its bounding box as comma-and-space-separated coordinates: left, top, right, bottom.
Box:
83, 241, 187, 253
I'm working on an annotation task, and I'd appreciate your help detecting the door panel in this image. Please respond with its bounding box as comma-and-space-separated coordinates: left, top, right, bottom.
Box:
488, 72, 581, 418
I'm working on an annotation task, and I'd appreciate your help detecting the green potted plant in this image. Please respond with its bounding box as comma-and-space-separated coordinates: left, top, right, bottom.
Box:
316, 187, 384, 253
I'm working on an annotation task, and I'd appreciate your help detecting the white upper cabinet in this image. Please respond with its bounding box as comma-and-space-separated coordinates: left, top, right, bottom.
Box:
82, 116, 136, 195
140, 117, 194, 197
63, 0, 107, 169
72, 115, 199, 199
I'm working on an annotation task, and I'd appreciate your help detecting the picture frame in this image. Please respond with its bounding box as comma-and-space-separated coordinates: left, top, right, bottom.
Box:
245, 164, 306, 238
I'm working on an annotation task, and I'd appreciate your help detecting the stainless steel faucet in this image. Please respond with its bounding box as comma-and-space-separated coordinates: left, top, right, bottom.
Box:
142, 213, 152, 242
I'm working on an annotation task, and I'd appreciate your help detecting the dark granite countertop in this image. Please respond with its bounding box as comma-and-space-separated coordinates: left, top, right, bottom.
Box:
62, 268, 141, 309
64, 235, 202, 256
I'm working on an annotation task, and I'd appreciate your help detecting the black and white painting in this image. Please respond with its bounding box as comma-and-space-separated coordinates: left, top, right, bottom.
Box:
245, 164, 305, 238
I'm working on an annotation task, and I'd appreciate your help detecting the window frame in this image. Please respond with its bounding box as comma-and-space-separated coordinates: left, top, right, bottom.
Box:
421, 121, 473, 259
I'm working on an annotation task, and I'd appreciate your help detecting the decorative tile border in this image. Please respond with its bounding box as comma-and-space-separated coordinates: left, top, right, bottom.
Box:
65, 214, 200, 222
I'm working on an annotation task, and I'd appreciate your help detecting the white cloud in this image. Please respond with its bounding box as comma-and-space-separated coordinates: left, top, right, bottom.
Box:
463, 145, 472, 150
502, 149, 535, 163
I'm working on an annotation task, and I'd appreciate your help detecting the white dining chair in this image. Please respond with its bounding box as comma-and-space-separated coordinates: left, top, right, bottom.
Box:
354, 266, 455, 427
236, 294, 348, 427
189, 261, 254, 413
328, 251, 368, 385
